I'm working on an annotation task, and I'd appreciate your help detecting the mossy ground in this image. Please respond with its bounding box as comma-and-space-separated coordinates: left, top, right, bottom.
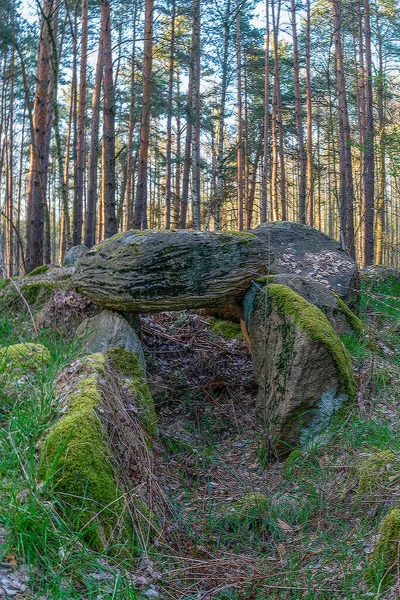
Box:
209, 318, 243, 340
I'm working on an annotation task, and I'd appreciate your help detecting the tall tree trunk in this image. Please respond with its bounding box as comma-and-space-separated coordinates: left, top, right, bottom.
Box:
125, 0, 138, 230
236, 0, 244, 230
58, 80, 73, 263
85, 30, 103, 247
7, 45, 14, 275
191, 0, 201, 229
332, 0, 356, 259
214, 0, 231, 230
180, 13, 194, 229
101, 0, 117, 238
375, 27, 385, 265
362, 0, 374, 266
174, 66, 181, 227
165, 0, 176, 230
26, 0, 60, 272
74, 0, 88, 245
305, 0, 314, 226
291, 0, 306, 224
261, 0, 270, 224
134, 0, 154, 229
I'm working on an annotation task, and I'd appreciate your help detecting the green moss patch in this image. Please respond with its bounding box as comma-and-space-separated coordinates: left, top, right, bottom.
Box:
358, 451, 400, 494
0, 342, 50, 374
210, 319, 243, 340
267, 284, 355, 397
373, 508, 400, 566
107, 347, 157, 440
27, 265, 50, 277
38, 354, 133, 554
335, 295, 365, 336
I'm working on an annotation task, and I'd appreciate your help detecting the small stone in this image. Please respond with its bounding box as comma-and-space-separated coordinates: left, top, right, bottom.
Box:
145, 586, 159, 598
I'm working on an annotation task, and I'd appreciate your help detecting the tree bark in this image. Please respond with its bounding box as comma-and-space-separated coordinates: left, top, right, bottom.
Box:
165, 0, 176, 230
101, 0, 117, 238
134, 0, 154, 229
85, 29, 103, 247
236, 0, 244, 230
332, 0, 356, 259
305, 0, 314, 226
261, 0, 270, 224
26, 0, 60, 272
291, 0, 306, 224
362, 0, 374, 266
191, 0, 201, 229
74, 0, 88, 245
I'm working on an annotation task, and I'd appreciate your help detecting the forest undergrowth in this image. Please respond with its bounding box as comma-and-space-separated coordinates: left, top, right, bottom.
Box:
0, 274, 399, 599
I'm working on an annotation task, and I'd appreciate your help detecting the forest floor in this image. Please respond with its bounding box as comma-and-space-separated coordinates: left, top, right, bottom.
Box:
0, 275, 399, 599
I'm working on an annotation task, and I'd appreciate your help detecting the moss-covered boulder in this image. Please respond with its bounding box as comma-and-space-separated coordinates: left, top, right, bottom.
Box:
72, 230, 270, 312
358, 451, 400, 494
39, 352, 159, 554
242, 283, 355, 454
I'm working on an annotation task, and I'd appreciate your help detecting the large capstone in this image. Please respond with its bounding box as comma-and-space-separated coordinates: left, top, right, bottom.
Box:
242, 282, 355, 454
252, 222, 358, 306
72, 230, 270, 312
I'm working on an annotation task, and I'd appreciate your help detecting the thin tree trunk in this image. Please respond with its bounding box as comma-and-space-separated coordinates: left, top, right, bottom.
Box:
75, 0, 88, 245
180, 16, 194, 229
261, 0, 270, 223
165, 0, 176, 230
7, 45, 14, 275
236, 0, 244, 230
214, 0, 231, 230
191, 0, 201, 229
305, 0, 314, 226
291, 0, 306, 224
134, 0, 154, 229
26, 0, 60, 272
332, 0, 356, 258
362, 0, 374, 266
101, 0, 117, 238
125, 0, 138, 231
85, 30, 103, 247
375, 27, 385, 265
